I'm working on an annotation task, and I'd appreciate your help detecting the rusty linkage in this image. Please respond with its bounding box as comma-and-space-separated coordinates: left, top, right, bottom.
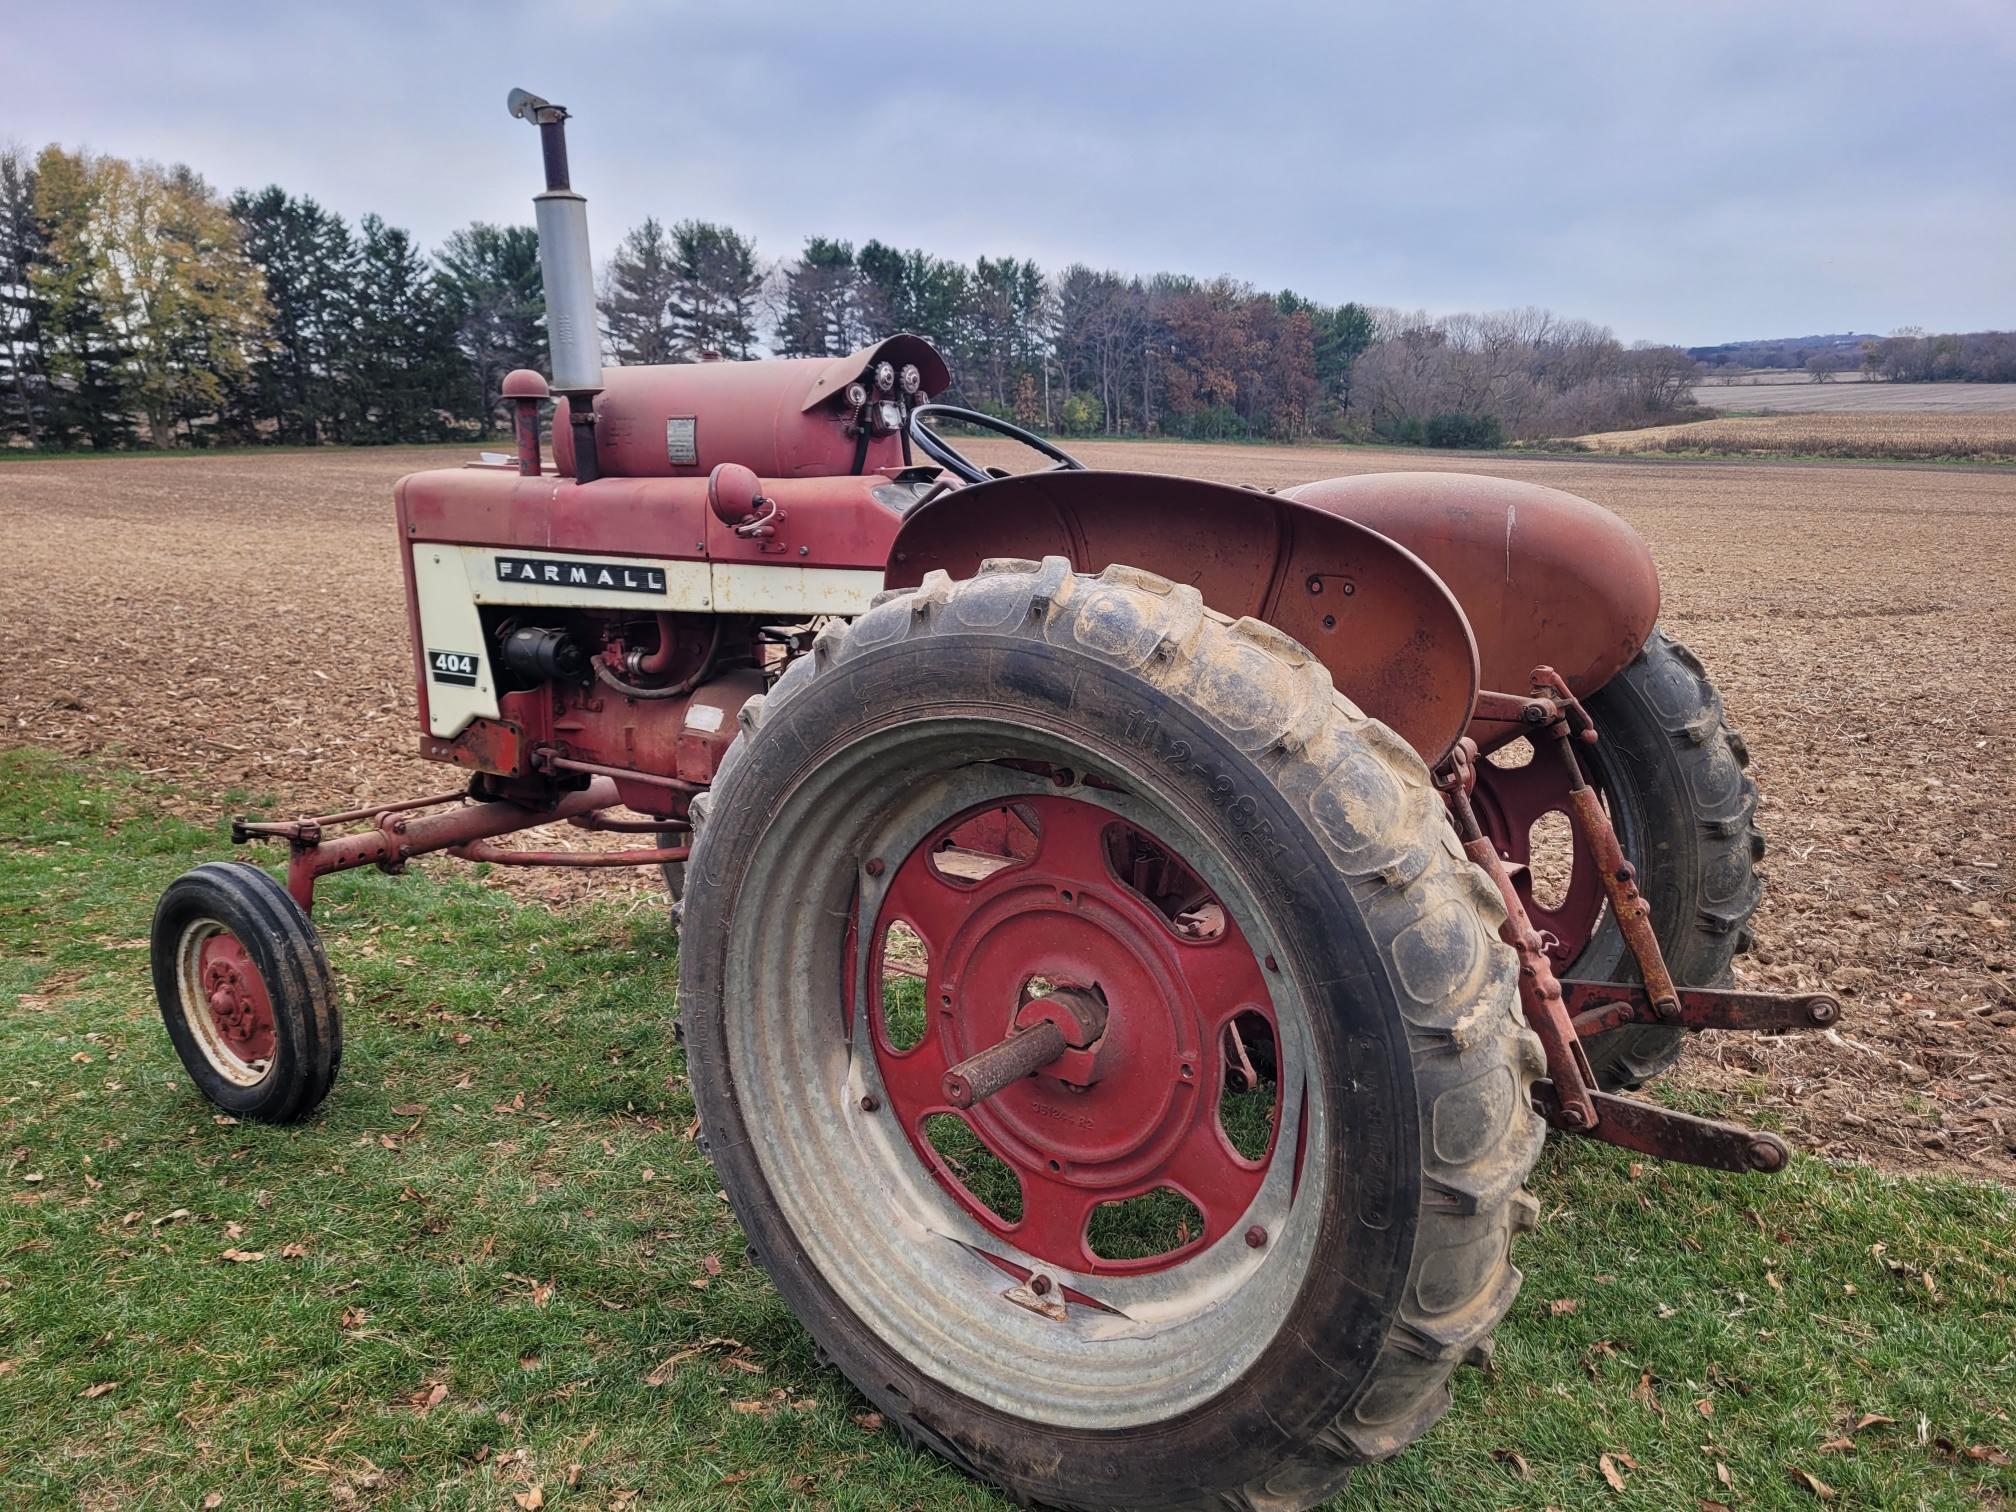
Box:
233, 778, 688, 911
1438, 667, 1837, 1174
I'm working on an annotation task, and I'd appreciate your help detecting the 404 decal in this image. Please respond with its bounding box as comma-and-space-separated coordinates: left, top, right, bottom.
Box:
427, 649, 480, 687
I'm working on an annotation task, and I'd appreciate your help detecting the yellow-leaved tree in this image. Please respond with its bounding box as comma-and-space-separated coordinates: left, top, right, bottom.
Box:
36, 147, 267, 447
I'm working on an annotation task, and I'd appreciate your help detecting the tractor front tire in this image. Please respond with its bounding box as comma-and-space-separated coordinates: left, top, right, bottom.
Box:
678, 557, 1544, 1510
151, 861, 340, 1123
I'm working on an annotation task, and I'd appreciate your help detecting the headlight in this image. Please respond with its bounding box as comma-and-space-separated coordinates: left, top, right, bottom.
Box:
873, 361, 897, 392
899, 363, 922, 395
845, 381, 869, 409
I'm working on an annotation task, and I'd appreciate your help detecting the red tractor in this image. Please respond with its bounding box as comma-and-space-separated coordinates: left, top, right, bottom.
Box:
150, 91, 1837, 1508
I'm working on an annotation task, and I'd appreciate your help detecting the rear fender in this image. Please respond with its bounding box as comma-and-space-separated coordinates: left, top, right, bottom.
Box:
1284, 473, 1661, 708
885, 470, 1479, 766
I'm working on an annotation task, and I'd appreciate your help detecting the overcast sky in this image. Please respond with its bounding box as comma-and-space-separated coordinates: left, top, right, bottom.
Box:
9, 0, 2012, 346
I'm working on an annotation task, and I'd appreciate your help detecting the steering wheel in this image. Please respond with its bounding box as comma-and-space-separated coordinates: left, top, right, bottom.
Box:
907, 403, 1087, 485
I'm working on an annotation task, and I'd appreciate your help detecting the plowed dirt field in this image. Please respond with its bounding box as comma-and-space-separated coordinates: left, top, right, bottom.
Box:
4, 441, 2011, 1180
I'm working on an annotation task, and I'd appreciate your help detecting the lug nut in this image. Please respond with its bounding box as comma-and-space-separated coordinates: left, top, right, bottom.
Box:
864, 857, 885, 877
859, 1094, 881, 1113
1245, 1225, 1268, 1248
1028, 1273, 1053, 1296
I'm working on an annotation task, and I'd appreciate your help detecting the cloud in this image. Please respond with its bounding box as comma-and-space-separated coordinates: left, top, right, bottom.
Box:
10, 0, 2012, 343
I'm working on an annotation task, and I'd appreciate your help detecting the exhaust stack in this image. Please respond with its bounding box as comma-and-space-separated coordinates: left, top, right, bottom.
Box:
508, 88, 603, 481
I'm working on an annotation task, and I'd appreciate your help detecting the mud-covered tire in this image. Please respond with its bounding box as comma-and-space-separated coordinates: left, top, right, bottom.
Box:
678, 557, 1545, 1510
150, 861, 341, 1123
1573, 629, 1764, 1089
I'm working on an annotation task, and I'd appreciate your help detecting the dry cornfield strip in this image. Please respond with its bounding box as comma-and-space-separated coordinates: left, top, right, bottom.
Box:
1578, 411, 2016, 462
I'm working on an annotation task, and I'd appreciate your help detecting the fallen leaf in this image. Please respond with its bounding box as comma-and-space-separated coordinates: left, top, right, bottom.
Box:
1696, 1396, 1715, 1418
852, 1411, 885, 1431
1716, 1461, 1733, 1488
644, 1351, 694, 1386
1490, 1448, 1531, 1479
701, 1253, 723, 1276
513, 1490, 544, 1511
1789, 1467, 1837, 1499
81, 1381, 120, 1399
151, 1207, 192, 1227
280, 1241, 309, 1260
1765, 1269, 1784, 1293
224, 1221, 245, 1240
453, 1072, 474, 1089
1819, 1437, 1854, 1452
409, 1380, 449, 1413
1600, 1452, 1628, 1491
530, 1279, 554, 1309
1549, 1298, 1579, 1317
202, 1495, 223, 1509
1632, 1370, 1659, 1410
730, 1398, 770, 1416
218, 1248, 265, 1263
391, 1102, 426, 1117
1853, 1412, 1896, 1433
0, 1361, 15, 1376
340, 1306, 366, 1330
519, 1353, 541, 1372
1701, 1502, 1734, 1512
378, 1134, 402, 1151
1967, 1444, 2014, 1466
689, 1276, 711, 1291
212, 1115, 238, 1126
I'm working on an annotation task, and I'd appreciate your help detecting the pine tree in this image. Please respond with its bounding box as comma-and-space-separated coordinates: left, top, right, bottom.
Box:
0, 146, 51, 444
668, 221, 762, 360
601, 217, 679, 365
436, 222, 544, 435
775, 237, 861, 357
345, 214, 461, 442
857, 242, 969, 349
231, 186, 357, 443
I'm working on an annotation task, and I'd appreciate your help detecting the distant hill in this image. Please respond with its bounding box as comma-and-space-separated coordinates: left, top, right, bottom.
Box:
1687, 334, 1877, 371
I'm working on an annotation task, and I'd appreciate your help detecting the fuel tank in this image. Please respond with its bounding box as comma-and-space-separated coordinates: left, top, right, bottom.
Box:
553, 334, 950, 480
1285, 473, 1660, 699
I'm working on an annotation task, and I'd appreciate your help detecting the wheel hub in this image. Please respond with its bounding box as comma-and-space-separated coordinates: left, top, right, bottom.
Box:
868, 794, 1278, 1276
195, 932, 276, 1064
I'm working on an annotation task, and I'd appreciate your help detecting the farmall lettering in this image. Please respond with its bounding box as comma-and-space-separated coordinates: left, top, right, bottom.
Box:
494, 555, 666, 594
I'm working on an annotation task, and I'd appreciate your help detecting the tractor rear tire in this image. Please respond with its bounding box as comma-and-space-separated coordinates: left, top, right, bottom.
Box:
657, 836, 684, 940
1571, 630, 1764, 1089
678, 557, 1545, 1510
151, 861, 341, 1123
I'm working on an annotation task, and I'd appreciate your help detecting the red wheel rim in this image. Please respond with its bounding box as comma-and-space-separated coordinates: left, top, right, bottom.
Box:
192, 929, 277, 1070
1469, 741, 1608, 968
866, 794, 1279, 1277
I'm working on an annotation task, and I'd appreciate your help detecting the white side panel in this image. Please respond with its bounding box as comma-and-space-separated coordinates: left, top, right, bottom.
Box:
710, 563, 885, 615
411, 544, 709, 739
411, 545, 501, 739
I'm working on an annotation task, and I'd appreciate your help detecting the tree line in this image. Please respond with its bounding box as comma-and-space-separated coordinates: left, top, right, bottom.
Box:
1855, 328, 2016, 385
3, 140, 1705, 452
1688, 328, 2016, 385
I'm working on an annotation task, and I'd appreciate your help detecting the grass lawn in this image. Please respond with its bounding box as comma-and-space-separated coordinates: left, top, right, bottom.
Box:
2, 746, 2011, 1509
